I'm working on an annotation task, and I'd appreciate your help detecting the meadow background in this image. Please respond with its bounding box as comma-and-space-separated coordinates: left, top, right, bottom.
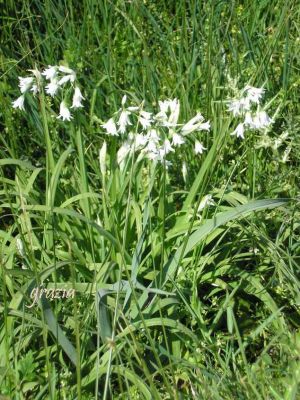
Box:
0, 0, 300, 399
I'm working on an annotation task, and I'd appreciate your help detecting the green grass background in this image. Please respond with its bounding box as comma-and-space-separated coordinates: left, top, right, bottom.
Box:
0, 0, 300, 399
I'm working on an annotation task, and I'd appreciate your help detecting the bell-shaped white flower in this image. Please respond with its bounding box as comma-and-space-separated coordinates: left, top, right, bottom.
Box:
159, 139, 174, 158
172, 132, 185, 146
181, 113, 204, 134
45, 78, 59, 97
168, 98, 180, 126
102, 118, 118, 136
244, 85, 265, 104
244, 111, 254, 127
19, 77, 34, 93
252, 111, 273, 129
138, 111, 152, 130
194, 140, 207, 154
12, 95, 25, 111
30, 84, 38, 95
57, 101, 72, 121
71, 87, 84, 109
227, 97, 251, 116
147, 129, 160, 143
134, 133, 148, 148
42, 65, 57, 80
198, 194, 215, 211
230, 122, 245, 139
118, 110, 131, 133
198, 121, 211, 131
58, 66, 76, 75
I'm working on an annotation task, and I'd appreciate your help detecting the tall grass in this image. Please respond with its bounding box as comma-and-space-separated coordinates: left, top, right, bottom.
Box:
0, 1, 300, 399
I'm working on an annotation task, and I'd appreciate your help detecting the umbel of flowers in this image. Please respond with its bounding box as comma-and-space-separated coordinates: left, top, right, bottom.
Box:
101, 95, 211, 166
227, 85, 273, 139
12, 65, 84, 120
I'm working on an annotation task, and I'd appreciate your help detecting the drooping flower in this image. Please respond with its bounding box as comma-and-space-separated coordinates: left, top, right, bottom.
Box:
194, 140, 207, 154
159, 139, 174, 157
198, 121, 211, 131
227, 97, 251, 116
58, 66, 76, 85
244, 111, 254, 127
18, 77, 34, 93
30, 84, 38, 95
57, 101, 72, 121
71, 87, 84, 109
42, 65, 58, 80
147, 129, 160, 143
58, 66, 76, 75
134, 133, 148, 148
12, 95, 25, 111
181, 113, 204, 134
138, 110, 152, 130
251, 111, 273, 129
230, 122, 245, 139
172, 132, 185, 146
198, 194, 215, 211
45, 78, 60, 97
102, 118, 118, 136
118, 110, 131, 133
168, 98, 180, 126
244, 85, 265, 104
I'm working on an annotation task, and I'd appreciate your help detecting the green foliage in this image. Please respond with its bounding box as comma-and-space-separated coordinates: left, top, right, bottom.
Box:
0, 0, 300, 399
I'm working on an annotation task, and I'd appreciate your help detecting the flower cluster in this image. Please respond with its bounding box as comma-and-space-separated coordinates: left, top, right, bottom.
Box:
101, 96, 210, 165
12, 66, 84, 121
228, 85, 273, 139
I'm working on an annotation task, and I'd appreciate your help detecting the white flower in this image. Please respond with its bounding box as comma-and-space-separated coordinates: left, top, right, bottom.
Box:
12, 95, 25, 111
181, 113, 204, 134
117, 141, 131, 166
198, 121, 211, 131
71, 87, 84, 109
160, 139, 174, 155
147, 129, 160, 143
172, 132, 185, 146
252, 111, 273, 129
42, 65, 57, 80
121, 95, 127, 105
102, 118, 118, 136
19, 77, 34, 93
244, 85, 265, 104
198, 194, 215, 211
158, 100, 171, 114
58, 66, 76, 75
147, 140, 159, 154
31, 84, 38, 95
58, 74, 76, 85
227, 97, 250, 116
134, 133, 148, 148
118, 110, 131, 133
194, 140, 207, 154
244, 111, 254, 127
230, 123, 245, 139
127, 106, 139, 111
45, 79, 59, 97
168, 98, 180, 126
139, 111, 152, 130
57, 101, 72, 121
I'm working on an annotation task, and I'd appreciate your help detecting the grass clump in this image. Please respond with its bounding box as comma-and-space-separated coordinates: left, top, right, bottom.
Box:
0, 1, 299, 399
